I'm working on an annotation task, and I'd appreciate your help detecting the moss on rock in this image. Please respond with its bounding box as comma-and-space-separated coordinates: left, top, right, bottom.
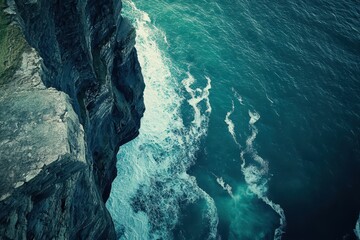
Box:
0, 0, 27, 84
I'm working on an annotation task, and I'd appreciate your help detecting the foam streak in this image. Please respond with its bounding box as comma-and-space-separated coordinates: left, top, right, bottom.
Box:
225, 100, 240, 146
225, 97, 286, 240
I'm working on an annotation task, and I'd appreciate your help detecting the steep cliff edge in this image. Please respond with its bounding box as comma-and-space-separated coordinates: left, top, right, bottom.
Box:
0, 0, 145, 239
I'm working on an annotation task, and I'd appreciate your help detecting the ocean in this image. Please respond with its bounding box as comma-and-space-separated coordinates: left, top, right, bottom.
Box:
106, 0, 360, 239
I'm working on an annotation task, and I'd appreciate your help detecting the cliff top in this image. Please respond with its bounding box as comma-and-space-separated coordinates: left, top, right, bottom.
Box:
0, 48, 87, 201
0, 6, 87, 201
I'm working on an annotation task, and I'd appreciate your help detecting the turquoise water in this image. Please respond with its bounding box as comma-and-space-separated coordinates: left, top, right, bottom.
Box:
107, 0, 360, 239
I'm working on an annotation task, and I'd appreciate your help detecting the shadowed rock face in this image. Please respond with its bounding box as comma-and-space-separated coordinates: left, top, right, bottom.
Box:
0, 0, 144, 239
13, 0, 145, 200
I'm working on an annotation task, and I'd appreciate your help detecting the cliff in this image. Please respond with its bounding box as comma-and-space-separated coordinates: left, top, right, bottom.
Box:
0, 0, 145, 239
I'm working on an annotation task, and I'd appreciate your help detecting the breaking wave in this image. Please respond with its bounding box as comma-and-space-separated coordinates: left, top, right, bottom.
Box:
107, 1, 218, 239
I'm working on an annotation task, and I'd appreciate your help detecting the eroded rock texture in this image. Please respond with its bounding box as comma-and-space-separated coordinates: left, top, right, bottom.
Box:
0, 0, 144, 239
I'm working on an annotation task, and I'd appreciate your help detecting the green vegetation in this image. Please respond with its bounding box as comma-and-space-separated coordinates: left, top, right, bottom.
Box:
0, 0, 27, 84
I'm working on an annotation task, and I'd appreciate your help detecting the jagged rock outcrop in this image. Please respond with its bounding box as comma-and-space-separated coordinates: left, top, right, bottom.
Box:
0, 0, 145, 239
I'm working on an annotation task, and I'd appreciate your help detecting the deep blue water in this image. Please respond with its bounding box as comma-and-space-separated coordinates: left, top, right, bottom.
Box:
107, 0, 360, 239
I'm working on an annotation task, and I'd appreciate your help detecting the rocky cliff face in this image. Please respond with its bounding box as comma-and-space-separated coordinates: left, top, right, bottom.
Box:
0, 0, 144, 239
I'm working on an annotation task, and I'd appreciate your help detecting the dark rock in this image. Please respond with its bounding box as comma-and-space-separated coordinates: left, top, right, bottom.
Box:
0, 0, 144, 239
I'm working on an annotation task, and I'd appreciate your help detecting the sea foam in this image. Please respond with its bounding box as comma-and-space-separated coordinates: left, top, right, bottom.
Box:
216, 176, 234, 198
107, 1, 218, 239
224, 93, 286, 240
225, 100, 240, 146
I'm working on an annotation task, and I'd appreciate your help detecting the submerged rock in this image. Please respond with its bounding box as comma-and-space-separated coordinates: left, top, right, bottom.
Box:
0, 0, 144, 239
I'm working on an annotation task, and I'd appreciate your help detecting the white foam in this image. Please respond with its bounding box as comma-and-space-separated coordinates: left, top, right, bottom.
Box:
225, 97, 286, 240
243, 111, 286, 240
224, 100, 240, 146
203, 194, 219, 240
107, 1, 218, 239
248, 110, 260, 125
263, 197, 287, 240
182, 73, 212, 130
216, 177, 234, 198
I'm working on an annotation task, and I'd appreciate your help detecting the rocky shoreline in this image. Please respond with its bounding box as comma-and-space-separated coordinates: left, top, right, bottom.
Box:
0, 0, 144, 239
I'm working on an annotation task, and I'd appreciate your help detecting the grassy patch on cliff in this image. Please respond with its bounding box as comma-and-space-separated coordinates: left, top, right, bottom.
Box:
0, 0, 27, 84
